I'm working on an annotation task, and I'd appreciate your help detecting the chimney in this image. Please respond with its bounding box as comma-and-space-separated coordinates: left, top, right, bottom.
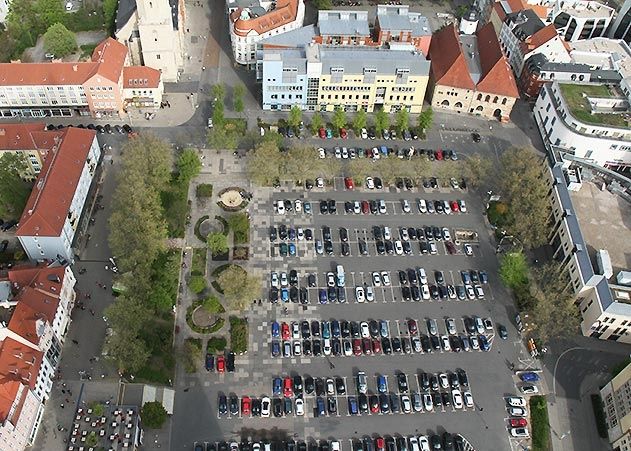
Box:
72, 65, 78, 72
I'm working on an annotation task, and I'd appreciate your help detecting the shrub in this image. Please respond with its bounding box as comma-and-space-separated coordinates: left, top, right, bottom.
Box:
196, 184, 213, 198
487, 201, 510, 227
229, 316, 248, 354
188, 275, 206, 294
207, 337, 227, 353
202, 296, 225, 314
194, 215, 210, 242
183, 338, 202, 373
530, 396, 550, 451
141, 401, 168, 429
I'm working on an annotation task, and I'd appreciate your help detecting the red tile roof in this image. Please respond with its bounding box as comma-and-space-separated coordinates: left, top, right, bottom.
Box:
0, 338, 42, 392
493, 0, 548, 21
430, 24, 518, 98
0, 37, 127, 87
477, 23, 520, 98
123, 66, 161, 89
0, 379, 23, 423
8, 265, 67, 295
429, 25, 475, 90
16, 128, 96, 237
231, 0, 300, 37
520, 24, 560, 54
0, 124, 47, 151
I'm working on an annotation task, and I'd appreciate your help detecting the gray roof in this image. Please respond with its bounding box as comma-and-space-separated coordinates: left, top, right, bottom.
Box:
506, 9, 545, 40
258, 25, 317, 48
116, 0, 137, 32
263, 48, 309, 75
459, 35, 482, 83
591, 70, 623, 83
541, 62, 592, 72
316, 46, 430, 76
376, 5, 431, 36
318, 10, 370, 37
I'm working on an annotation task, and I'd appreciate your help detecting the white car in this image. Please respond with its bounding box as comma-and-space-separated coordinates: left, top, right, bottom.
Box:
401, 199, 411, 213
334, 147, 342, 158
353, 201, 361, 214
293, 341, 302, 356
399, 227, 409, 241
327, 272, 336, 287
361, 128, 368, 139
378, 199, 387, 214
509, 406, 527, 417
360, 321, 370, 338
466, 285, 476, 300
355, 286, 365, 303
475, 285, 485, 299
446, 318, 457, 335
326, 378, 336, 395
452, 389, 463, 409
343, 340, 353, 356
261, 397, 271, 417
280, 272, 288, 287
459, 200, 467, 212
270, 272, 279, 288
401, 395, 412, 413
383, 227, 392, 240
316, 177, 324, 188
366, 286, 375, 302
417, 199, 427, 213
429, 242, 438, 255
470, 336, 480, 350
422, 393, 433, 411
464, 243, 473, 256
381, 271, 391, 286
323, 338, 332, 356
520, 385, 539, 394
297, 228, 304, 240
442, 227, 451, 241
295, 398, 304, 416
463, 391, 474, 408
440, 335, 451, 352
366, 177, 375, 189
341, 147, 349, 159
418, 436, 431, 451
439, 373, 449, 389
510, 428, 529, 438
418, 268, 427, 284
294, 200, 302, 213
371, 148, 380, 159
474, 316, 485, 334
331, 442, 341, 451
507, 396, 527, 407
291, 322, 300, 339
394, 240, 404, 255
372, 272, 382, 287
318, 147, 326, 159
443, 200, 451, 214
421, 284, 430, 300
277, 200, 286, 215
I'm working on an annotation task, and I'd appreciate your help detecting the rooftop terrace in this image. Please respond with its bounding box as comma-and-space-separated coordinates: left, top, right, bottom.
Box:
559, 83, 630, 128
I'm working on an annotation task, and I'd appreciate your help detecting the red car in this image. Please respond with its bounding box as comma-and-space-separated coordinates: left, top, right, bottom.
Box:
407, 319, 418, 335
340, 128, 348, 139
281, 322, 290, 340
362, 338, 372, 355
216, 355, 225, 373
510, 418, 528, 427
352, 339, 362, 356
344, 177, 354, 190
372, 338, 382, 354
450, 200, 460, 212
361, 201, 370, 214
375, 437, 385, 451
283, 377, 293, 397
370, 396, 380, 413
435, 149, 443, 160
319, 127, 326, 139
241, 396, 251, 416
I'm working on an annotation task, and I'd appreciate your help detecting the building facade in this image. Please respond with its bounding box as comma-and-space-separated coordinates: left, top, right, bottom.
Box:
374, 5, 432, 56
601, 361, 631, 450
609, 0, 631, 44
229, 0, 305, 68
16, 127, 100, 262
260, 44, 430, 113
0, 38, 163, 119
551, 0, 614, 42
535, 82, 631, 169
428, 23, 519, 121
0, 124, 52, 180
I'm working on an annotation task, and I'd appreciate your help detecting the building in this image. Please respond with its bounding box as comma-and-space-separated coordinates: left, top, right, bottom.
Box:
609, 0, 631, 43
428, 23, 519, 121
0, 124, 54, 180
374, 4, 433, 55
122, 66, 164, 109
0, 38, 163, 119
601, 361, 631, 450
489, 0, 549, 35
228, 0, 306, 68
115, 0, 185, 82
15, 127, 100, 262
0, 0, 8, 24
0, 264, 76, 450
534, 81, 631, 169
499, 9, 571, 77
315, 10, 371, 46
551, 0, 614, 42
260, 44, 430, 113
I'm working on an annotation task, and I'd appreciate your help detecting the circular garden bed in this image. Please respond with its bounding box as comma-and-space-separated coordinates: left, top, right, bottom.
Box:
217, 187, 249, 211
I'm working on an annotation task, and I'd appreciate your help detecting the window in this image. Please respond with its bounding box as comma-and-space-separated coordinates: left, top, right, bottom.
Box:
156, 55, 160, 60
502, 98, 507, 105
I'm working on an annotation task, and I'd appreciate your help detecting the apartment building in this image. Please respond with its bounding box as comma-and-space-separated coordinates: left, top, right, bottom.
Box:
15, 127, 100, 262
489, 0, 549, 35
428, 23, 519, 121
0, 38, 162, 119
609, 0, 631, 43
228, 0, 306, 68
551, 0, 614, 42
601, 361, 631, 450
314, 10, 370, 46
121, 66, 164, 109
260, 44, 430, 113
374, 4, 432, 55
0, 124, 53, 180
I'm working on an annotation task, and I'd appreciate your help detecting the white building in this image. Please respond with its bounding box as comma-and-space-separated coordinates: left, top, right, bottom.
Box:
115, 0, 184, 82
228, 0, 305, 68
0, 0, 9, 24
609, 0, 631, 43
550, 0, 614, 42
16, 128, 101, 262
535, 81, 631, 169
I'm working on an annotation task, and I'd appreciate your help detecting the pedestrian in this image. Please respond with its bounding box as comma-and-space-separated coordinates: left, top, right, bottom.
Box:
62, 389, 66, 394
72, 339, 79, 345
102, 285, 106, 290
60, 403, 64, 409
65, 398, 70, 403
90, 309, 95, 316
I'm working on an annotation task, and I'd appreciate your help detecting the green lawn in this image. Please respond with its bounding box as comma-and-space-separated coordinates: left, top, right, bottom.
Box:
229, 316, 248, 354
161, 176, 190, 238
559, 83, 628, 128
191, 248, 207, 276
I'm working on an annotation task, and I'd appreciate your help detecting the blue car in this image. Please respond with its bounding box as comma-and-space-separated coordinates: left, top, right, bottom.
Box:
205, 353, 214, 371
322, 321, 331, 339
377, 375, 387, 393
326, 128, 333, 139
316, 397, 326, 417
319, 289, 328, 304
271, 341, 280, 357
304, 202, 312, 214
271, 321, 280, 338
273, 377, 282, 396
479, 335, 490, 351
288, 228, 296, 240
520, 372, 540, 382
281, 288, 289, 302
348, 396, 358, 415
289, 243, 297, 256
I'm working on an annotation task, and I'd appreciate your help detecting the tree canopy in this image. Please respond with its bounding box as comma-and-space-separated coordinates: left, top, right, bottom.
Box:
288, 106, 302, 129
499, 252, 529, 289
352, 110, 367, 133
217, 266, 260, 311
247, 141, 283, 186
332, 109, 347, 131
418, 107, 433, 131
176, 149, 201, 182
395, 109, 409, 131
43, 23, 77, 57
141, 402, 168, 429
309, 112, 324, 135
374, 109, 389, 133
207, 232, 228, 256
0, 153, 33, 219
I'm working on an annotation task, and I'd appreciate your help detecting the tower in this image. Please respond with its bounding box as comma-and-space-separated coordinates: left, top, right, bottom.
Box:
136, 0, 184, 82
459, 8, 479, 35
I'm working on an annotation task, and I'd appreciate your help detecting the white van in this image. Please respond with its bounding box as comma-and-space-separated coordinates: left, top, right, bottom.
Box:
276, 200, 285, 215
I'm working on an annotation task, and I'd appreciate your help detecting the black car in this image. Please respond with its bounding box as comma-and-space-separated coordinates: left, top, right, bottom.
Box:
339, 227, 349, 242
457, 369, 469, 387
404, 178, 413, 190
305, 376, 315, 394
308, 274, 317, 287
273, 398, 283, 417
395, 178, 404, 189
336, 377, 346, 395
269, 226, 277, 241
320, 200, 329, 214
385, 240, 394, 254
395, 437, 407, 451
313, 339, 322, 356
401, 286, 411, 301
293, 375, 303, 394
376, 240, 386, 255
328, 199, 337, 213
301, 321, 311, 338
368, 127, 376, 139
392, 337, 402, 353
380, 394, 390, 414
402, 241, 412, 255
270, 288, 279, 303
408, 227, 417, 240
420, 335, 432, 353
369, 320, 380, 338
382, 337, 392, 354
345, 201, 354, 214
305, 229, 313, 241
229, 395, 239, 414
226, 352, 235, 372
408, 269, 418, 285
252, 398, 262, 416
433, 392, 442, 408
322, 226, 332, 240
369, 200, 378, 214
303, 340, 312, 356
471, 132, 481, 142
419, 372, 430, 391
350, 321, 360, 338
442, 392, 451, 407
290, 287, 299, 303
218, 395, 228, 415
305, 179, 314, 190
358, 394, 369, 413
430, 335, 441, 351
327, 286, 337, 302
315, 378, 325, 396
397, 373, 408, 392
399, 270, 408, 285
284, 398, 293, 415
311, 320, 321, 336
300, 287, 308, 304
390, 394, 400, 413
324, 240, 334, 255
279, 225, 288, 240
327, 396, 337, 414
341, 242, 350, 256
374, 177, 383, 189
332, 338, 341, 355
358, 239, 368, 255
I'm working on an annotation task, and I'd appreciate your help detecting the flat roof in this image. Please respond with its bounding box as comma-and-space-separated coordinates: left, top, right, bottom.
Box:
570, 38, 631, 80
258, 24, 317, 47
316, 45, 430, 76
376, 5, 432, 36
318, 10, 370, 37
558, 83, 630, 129
557, 0, 615, 18
569, 180, 631, 276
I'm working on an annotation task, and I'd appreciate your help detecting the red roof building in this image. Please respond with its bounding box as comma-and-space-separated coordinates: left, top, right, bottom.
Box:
428, 23, 519, 122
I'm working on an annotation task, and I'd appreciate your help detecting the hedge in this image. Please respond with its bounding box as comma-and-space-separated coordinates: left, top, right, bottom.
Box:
202, 296, 225, 314
207, 337, 227, 353
530, 396, 551, 451
194, 215, 210, 242
229, 316, 248, 354
196, 183, 213, 198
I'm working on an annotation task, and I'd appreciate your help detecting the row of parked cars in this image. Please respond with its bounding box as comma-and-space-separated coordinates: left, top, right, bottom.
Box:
46, 123, 133, 134
194, 433, 470, 451
204, 352, 236, 373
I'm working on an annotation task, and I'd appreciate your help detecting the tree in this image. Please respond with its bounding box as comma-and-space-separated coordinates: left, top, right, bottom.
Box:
288, 106, 302, 129
347, 158, 373, 185
207, 232, 228, 256
217, 266, 260, 311
211, 84, 225, 103
499, 148, 551, 249
212, 102, 225, 128
462, 153, 491, 189
36, 0, 65, 28
310, 112, 324, 135
43, 23, 76, 57
375, 158, 409, 184
176, 149, 201, 182
119, 134, 172, 193
374, 109, 389, 133
188, 275, 206, 294
103, 327, 150, 373
103, 0, 118, 34
233, 84, 245, 113
499, 252, 529, 289
353, 110, 367, 133
247, 141, 282, 185
0, 153, 32, 218
332, 108, 347, 132
418, 107, 433, 131
311, 0, 333, 8
395, 109, 409, 131
141, 401, 168, 429
207, 127, 238, 150
284, 146, 322, 181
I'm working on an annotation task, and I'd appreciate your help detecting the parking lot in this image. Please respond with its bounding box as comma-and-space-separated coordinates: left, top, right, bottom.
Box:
181, 165, 535, 451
